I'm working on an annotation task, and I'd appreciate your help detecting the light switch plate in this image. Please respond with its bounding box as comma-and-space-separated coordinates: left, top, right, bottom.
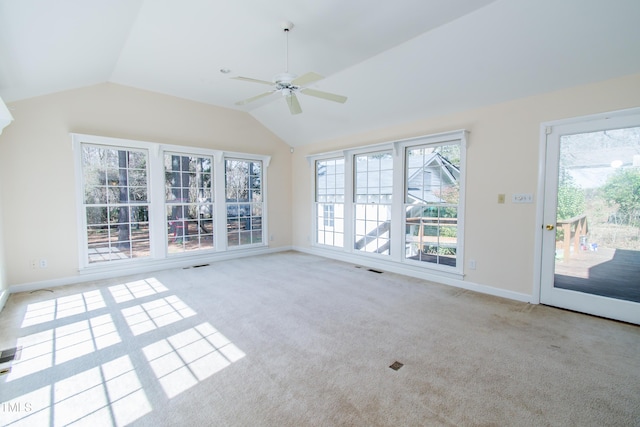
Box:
512, 193, 533, 203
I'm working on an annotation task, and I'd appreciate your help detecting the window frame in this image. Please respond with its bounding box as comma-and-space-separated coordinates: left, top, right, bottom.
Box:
224, 157, 265, 249
314, 156, 346, 248
163, 150, 216, 256
402, 140, 463, 270
73, 133, 270, 271
397, 132, 466, 275
79, 142, 152, 265
353, 149, 394, 257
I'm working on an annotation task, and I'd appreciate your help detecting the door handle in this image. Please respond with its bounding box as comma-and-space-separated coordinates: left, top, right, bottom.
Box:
546, 224, 555, 230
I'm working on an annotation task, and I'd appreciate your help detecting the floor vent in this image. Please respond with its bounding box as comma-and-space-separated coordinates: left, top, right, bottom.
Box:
0, 347, 22, 364
183, 264, 210, 269
30, 289, 54, 294
368, 268, 383, 274
389, 361, 404, 371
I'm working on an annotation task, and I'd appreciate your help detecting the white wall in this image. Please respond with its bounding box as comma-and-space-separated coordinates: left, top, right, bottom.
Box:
0, 83, 292, 287
291, 73, 640, 298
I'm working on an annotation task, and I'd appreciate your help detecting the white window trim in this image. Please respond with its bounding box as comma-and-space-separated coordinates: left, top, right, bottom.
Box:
72, 133, 270, 272
396, 131, 467, 275
307, 129, 467, 278
352, 149, 394, 258
311, 153, 348, 249
223, 156, 268, 251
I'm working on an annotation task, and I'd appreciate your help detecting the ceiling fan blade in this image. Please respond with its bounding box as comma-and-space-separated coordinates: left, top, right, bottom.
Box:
235, 91, 275, 106
286, 93, 302, 115
292, 72, 324, 86
300, 88, 347, 104
232, 76, 274, 86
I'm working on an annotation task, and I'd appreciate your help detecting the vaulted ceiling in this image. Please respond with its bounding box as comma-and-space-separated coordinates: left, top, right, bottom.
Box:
1, 0, 639, 146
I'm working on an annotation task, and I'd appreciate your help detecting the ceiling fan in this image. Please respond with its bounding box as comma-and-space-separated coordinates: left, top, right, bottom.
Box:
233, 21, 347, 115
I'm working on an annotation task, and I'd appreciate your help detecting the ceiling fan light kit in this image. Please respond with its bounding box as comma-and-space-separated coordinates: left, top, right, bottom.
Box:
233, 21, 347, 115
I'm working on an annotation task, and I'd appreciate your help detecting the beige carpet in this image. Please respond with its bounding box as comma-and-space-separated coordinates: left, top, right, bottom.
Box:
0, 251, 638, 426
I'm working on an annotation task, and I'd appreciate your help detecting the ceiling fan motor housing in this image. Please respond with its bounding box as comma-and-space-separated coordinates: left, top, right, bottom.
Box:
274, 72, 297, 85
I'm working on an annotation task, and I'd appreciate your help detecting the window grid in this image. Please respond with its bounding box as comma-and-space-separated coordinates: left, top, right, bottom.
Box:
405, 145, 460, 267
82, 145, 150, 264
225, 159, 263, 247
354, 152, 393, 255
164, 153, 215, 254
315, 158, 345, 247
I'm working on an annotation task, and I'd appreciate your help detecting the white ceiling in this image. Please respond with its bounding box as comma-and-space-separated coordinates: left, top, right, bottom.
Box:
1, 0, 640, 146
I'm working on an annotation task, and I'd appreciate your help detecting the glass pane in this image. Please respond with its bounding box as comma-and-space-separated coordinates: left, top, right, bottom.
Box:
201, 219, 213, 235
86, 207, 108, 225
554, 127, 640, 302
88, 244, 114, 263
227, 231, 239, 247
87, 225, 108, 246
130, 223, 149, 241
84, 186, 107, 204
251, 230, 263, 244
129, 187, 147, 202
354, 204, 391, 254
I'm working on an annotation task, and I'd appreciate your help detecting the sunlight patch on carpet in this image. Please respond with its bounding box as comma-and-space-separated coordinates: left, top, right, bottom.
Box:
7, 314, 121, 381
21, 290, 106, 327
108, 277, 169, 303
121, 295, 196, 336
143, 322, 246, 399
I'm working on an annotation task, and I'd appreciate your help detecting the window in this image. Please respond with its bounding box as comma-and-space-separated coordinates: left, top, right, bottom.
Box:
164, 153, 214, 254
74, 134, 270, 269
309, 130, 466, 276
81, 145, 150, 263
225, 159, 263, 247
405, 144, 460, 267
315, 158, 344, 247
354, 151, 393, 255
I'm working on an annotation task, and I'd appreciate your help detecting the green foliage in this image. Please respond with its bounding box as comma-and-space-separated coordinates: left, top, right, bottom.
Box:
439, 226, 457, 238
556, 170, 585, 220
602, 168, 640, 226
424, 245, 456, 256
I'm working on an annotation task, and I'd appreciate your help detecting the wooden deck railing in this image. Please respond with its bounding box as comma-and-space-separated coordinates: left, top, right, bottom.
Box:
556, 214, 588, 260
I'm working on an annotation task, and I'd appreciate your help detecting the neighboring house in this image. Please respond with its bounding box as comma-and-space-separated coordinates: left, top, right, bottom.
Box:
406, 152, 460, 205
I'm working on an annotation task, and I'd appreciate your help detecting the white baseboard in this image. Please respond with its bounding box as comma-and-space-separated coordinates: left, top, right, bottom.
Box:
9, 246, 293, 295
293, 245, 534, 304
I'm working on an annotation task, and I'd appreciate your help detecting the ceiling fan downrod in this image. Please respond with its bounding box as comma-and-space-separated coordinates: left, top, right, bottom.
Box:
281, 21, 294, 73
